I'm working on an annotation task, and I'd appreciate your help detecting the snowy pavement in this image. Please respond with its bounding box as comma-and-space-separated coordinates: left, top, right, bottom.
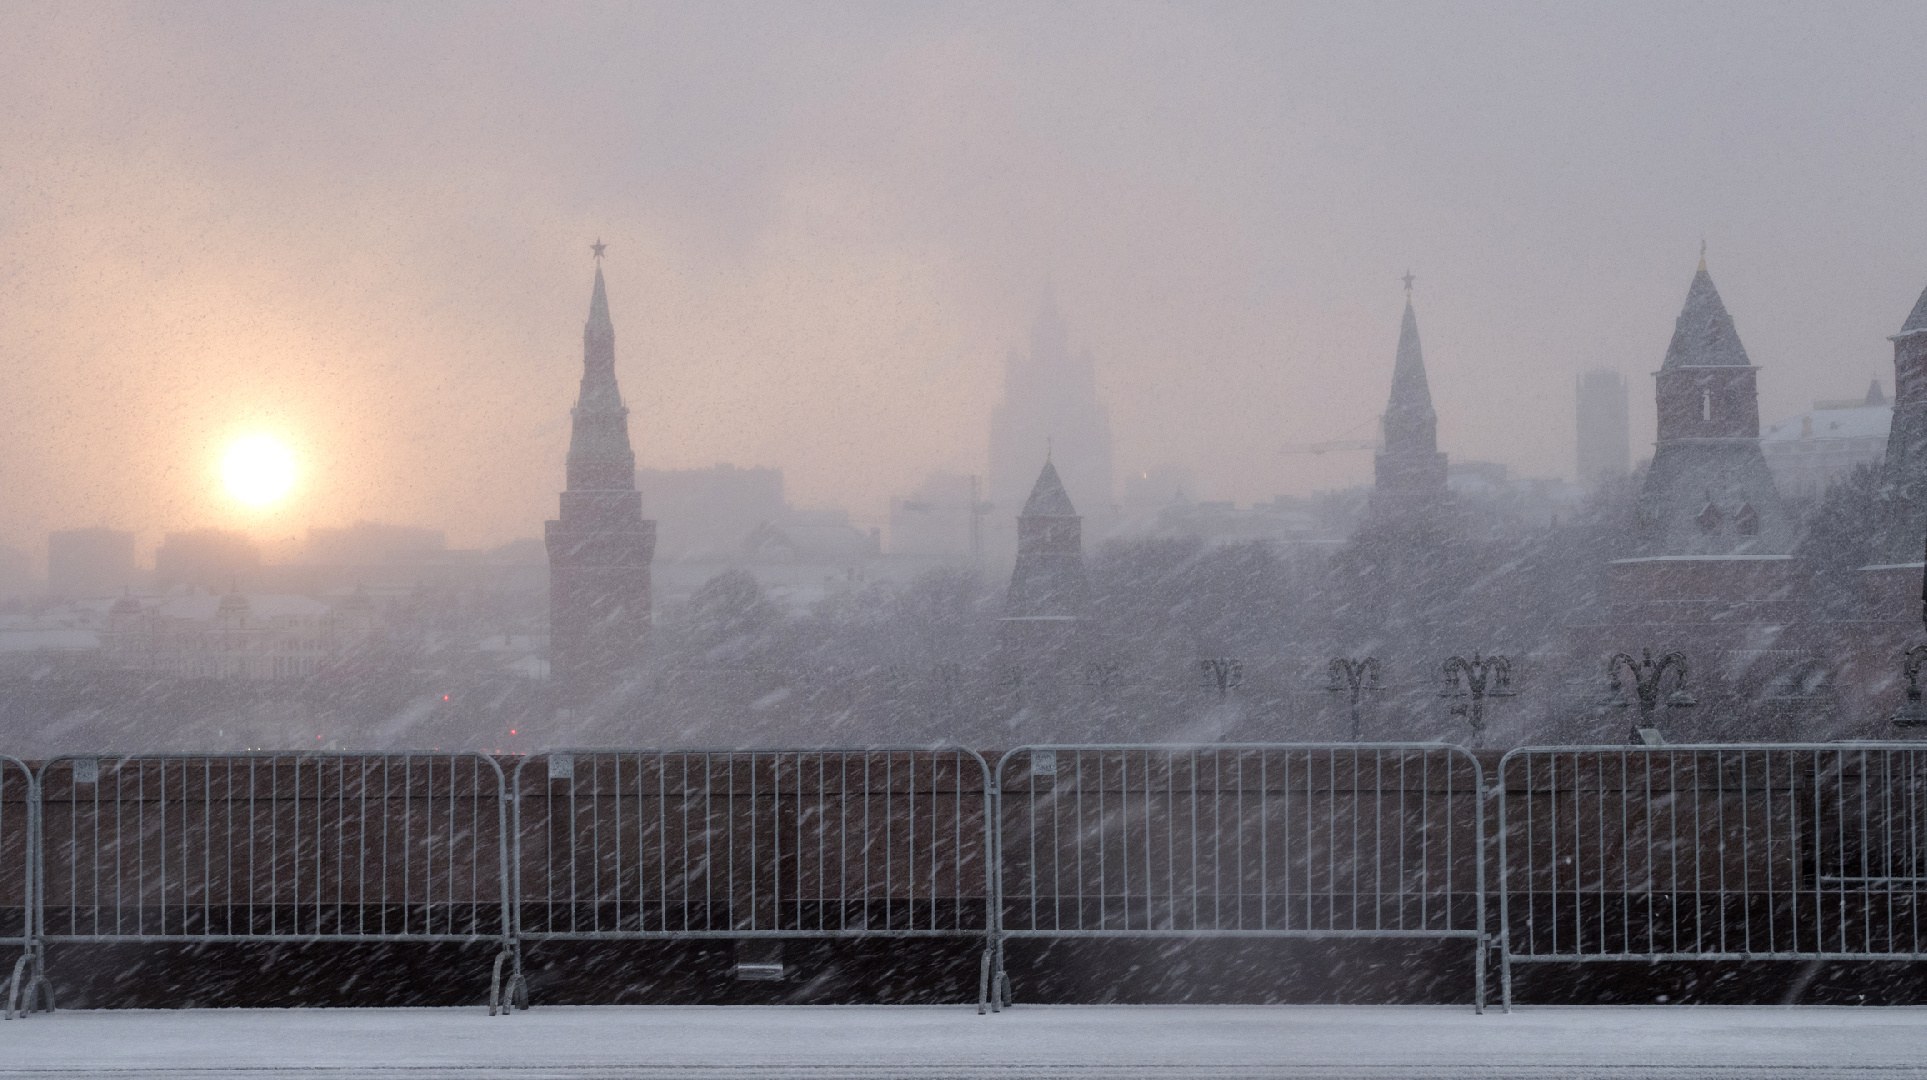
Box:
1, 1004, 1922, 1079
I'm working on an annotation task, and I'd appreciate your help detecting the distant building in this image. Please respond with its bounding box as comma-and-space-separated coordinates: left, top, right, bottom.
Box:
1575, 369, 1631, 487
1370, 287, 1449, 517
47, 528, 137, 598
155, 529, 261, 592
103, 589, 378, 681
1760, 382, 1889, 501
987, 288, 1114, 551
1633, 259, 1792, 556
546, 258, 656, 706
636, 464, 786, 561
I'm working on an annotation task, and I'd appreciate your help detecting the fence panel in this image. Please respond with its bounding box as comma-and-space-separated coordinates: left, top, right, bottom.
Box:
2, 755, 37, 1018
510, 748, 996, 1006
1496, 744, 1927, 1007
994, 745, 1487, 1010
33, 753, 513, 1011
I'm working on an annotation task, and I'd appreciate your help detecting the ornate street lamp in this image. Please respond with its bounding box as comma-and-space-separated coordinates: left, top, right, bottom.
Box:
1198, 657, 1244, 697
1440, 652, 1514, 749
1326, 657, 1382, 741
1606, 648, 1697, 745
1889, 644, 1927, 728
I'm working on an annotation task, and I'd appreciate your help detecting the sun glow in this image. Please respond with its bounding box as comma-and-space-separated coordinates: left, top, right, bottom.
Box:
222, 434, 297, 507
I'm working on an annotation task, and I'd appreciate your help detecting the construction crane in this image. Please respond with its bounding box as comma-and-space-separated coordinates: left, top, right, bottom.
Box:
1278, 438, 1378, 455
1280, 415, 1381, 455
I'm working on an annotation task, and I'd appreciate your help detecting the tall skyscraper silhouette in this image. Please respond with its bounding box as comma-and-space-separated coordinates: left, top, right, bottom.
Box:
1575, 369, 1631, 487
987, 287, 1113, 550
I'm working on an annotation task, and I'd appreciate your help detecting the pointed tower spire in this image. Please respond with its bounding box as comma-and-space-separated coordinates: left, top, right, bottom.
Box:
547, 249, 656, 709
1383, 298, 1439, 454
566, 264, 635, 490
1662, 263, 1750, 370
1371, 286, 1448, 513
1021, 458, 1078, 518
1896, 281, 1927, 341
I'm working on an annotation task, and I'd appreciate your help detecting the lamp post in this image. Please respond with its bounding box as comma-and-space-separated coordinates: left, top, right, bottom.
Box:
1440, 652, 1513, 749
1199, 657, 1244, 697
1890, 644, 1927, 728
1606, 648, 1697, 744
1326, 657, 1382, 741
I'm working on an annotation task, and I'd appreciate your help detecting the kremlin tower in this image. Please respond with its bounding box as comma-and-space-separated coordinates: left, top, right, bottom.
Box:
546, 245, 656, 708
1370, 279, 1449, 518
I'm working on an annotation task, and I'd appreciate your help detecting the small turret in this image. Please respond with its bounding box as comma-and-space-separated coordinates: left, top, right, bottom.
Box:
1004, 459, 1086, 620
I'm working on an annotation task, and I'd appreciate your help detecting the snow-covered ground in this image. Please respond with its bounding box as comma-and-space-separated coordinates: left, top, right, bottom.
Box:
2, 1004, 1922, 1079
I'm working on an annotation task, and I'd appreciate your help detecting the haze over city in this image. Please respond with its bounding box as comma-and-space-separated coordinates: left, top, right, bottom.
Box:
5, 2, 1925, 559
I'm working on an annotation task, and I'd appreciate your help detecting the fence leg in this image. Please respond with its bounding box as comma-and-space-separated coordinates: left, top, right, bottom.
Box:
993, 937, 1010, 1011
509, 942, 527, 1011
15, 944, 51, 1017
489, 947, 507, 1016
1474, 935, 1487, 1015
5, 949, 22, 1020
1499, 941, 1513, 1013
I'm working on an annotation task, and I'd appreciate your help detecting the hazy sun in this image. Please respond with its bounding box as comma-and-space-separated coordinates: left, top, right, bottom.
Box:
222, 434, 297, 507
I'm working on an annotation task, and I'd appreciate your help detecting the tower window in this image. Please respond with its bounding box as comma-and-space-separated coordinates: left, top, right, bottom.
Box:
1736, 504, 1760, 536
1696, 501, 1723, 533
1701, 388, 1713, 422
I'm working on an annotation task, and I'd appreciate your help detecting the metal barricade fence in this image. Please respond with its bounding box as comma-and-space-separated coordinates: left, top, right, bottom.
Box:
33, 753, 515, 1013
993, 745, 1488, 1011
1495, 744, 1927, 1009
509, 748, 997, 1011
2, 755, 39, 1019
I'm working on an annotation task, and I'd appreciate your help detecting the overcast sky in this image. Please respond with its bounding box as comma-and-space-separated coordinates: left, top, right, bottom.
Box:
4, 1, 1926, 554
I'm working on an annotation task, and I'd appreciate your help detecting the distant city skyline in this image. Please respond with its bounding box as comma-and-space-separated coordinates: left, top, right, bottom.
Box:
2, 4, 1922, 557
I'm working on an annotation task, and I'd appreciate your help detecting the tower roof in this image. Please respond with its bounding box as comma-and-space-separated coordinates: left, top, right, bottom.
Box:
588, 265, 612, 332
1021, 459, 1078, 517
1388, 299, 1433, 410
565, 258, 638, 491
1378, 297, 1441, 460
1662, 266, 1751, 369
1894, 282, 1927, 340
